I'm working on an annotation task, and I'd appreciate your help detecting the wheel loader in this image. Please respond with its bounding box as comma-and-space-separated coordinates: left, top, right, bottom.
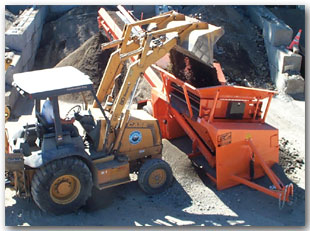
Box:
5, 65, 172, 214
5, 10, 223, 214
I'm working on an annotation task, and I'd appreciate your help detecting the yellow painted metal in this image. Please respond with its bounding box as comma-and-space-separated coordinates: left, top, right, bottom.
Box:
5, 56, 13, 71
113, 110, 130, 151
93, 51, 123, 108
97, 119, 107, 152
148, 169, 167, 188
5, 106, 11, 153
115, 110, 162, 159
50, 175, 81, 205
5, 106, 10, 122
92, 154, 115, 164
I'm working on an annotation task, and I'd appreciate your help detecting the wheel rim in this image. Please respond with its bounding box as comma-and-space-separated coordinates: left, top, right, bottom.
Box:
50, 175, 81, 204
148, 169, 167, 188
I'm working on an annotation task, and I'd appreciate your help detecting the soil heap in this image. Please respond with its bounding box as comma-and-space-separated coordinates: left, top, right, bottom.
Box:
34, 6, 100, 70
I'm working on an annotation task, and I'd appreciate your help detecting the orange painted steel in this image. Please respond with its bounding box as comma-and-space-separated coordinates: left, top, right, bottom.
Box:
170, 106, 215, 168
150, 64, 293, 204
231, 175, 293, 202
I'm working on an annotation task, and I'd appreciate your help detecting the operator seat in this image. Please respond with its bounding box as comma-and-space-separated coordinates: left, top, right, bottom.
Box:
35, 112, 79, 138
36, 112, 53, 130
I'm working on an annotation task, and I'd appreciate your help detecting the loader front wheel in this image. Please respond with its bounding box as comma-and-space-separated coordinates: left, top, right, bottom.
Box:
31, 157, 92, 214
138, 159, 173, 194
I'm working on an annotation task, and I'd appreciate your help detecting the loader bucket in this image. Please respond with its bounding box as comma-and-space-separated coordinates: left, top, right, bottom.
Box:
164, 18, 224, 66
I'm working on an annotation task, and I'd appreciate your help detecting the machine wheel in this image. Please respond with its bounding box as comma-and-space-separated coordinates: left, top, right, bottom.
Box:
138, 159, 173, 194
31, 157, 93, 214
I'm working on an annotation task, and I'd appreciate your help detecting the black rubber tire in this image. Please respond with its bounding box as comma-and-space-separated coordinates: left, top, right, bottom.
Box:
138, 159, 173, 194
31, 157, 93, 214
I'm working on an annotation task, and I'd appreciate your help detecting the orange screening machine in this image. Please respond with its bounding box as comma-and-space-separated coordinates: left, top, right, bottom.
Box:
98, 6, 293, 206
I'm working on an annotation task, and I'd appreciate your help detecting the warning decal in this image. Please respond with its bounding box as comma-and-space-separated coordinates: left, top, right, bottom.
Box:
217, 132, 232, 147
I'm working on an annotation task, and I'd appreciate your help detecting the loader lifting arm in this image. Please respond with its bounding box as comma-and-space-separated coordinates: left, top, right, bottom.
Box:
93, 10, 223, 153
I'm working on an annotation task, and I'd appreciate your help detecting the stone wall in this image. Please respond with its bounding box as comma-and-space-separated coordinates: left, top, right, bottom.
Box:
246, 6, 304, 94
5, 6, 47, 86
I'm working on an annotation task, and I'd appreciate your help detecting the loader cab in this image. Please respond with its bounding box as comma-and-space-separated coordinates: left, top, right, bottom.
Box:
11, 66, 107, 154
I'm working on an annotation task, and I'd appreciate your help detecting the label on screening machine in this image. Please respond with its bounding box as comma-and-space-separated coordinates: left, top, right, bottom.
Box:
217, 132, 232, 147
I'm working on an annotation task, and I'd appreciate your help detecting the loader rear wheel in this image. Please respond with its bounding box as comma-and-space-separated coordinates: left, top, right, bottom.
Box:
31, 157, 93, 214
138, 159, 173, 194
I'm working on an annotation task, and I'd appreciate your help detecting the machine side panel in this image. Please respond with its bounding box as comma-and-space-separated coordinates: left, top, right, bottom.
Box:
215, 125, 279, 190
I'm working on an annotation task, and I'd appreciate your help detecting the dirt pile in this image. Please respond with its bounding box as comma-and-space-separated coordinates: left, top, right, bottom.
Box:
279, 137, 304, 175
34, 6, 100, 70
180, 6, 274, 89
56, 32, 113, 91
169, 49, 220, 88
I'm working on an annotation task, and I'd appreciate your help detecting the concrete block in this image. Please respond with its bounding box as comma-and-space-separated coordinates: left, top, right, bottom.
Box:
282, 53, 302, 73
20, 40, 33, 67
29, 7, 47, 30
268, 58, 303, 94
22, 18, 35, 42
21, 7, 34, 17
265, 41, 302, 73
5, 28, 25, 51
284, 74, 304, 94
5, 16, 35, 51
263, 18, 293, 47
29, 9, 41, 30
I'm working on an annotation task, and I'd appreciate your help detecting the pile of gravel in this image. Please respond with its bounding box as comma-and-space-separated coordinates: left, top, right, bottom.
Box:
34, 6, 100, 70
279, 137, 304, 175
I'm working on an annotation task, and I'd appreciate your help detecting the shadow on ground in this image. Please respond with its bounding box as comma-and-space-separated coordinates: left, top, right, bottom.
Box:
171, 136, 305, 226
6, 179, 253, 226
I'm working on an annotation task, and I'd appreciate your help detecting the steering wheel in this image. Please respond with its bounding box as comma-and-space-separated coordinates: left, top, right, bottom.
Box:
65, 105, 81, 120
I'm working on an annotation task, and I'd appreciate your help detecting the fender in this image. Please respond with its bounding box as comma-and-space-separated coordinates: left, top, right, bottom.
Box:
24, 144, 97, 183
